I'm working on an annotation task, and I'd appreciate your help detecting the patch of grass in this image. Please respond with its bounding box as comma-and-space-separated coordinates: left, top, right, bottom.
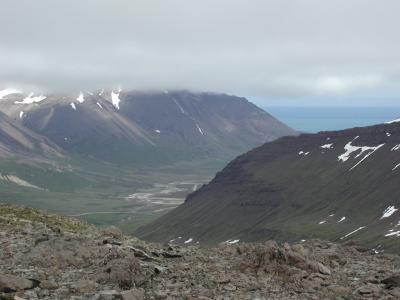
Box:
0, 203, 90, 232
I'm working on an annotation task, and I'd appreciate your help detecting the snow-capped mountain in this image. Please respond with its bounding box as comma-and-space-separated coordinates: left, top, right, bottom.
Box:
136, 121, 400, 252
0, 89, 296, 166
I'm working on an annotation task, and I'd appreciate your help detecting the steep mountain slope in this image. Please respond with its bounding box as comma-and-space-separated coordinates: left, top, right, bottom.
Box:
136, 121, 400, 252
0, 111, 63, 160
0, 89, 296, 166
0, 110, 103, 197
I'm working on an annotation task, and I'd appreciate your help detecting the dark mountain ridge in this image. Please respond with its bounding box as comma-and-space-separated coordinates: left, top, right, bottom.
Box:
136, 121, 400, 253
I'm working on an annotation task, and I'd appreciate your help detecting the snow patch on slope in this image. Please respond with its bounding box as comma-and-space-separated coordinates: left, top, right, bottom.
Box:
299, 151, 310, 156
196, 123, 204, 135
172, 97, 205, 135
173, 98, 186, 114
340, 226, 365, 239
337, 137, 384, 170
225, 239, 240, 245
320, 143, 333, 149
391, 144, 400, 151
393, 163, 400, 171
385, 231, 400, 237
111, 89, 121, 109
15, 93, 46, 104
76, 92, 85, 103
385, 118, 400, 124
380, 206, 398, 219
0, 88, 22, 99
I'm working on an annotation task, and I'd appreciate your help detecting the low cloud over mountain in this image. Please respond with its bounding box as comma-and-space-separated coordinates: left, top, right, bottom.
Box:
1, 0, 400, 105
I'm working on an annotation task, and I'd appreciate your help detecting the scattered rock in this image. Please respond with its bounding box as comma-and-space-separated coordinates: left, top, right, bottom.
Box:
103, 239, 122, 246
308, 261, 331, 276
71, 279, 97, 293
102, 226, 123, 239
389, 287, 400, 297
34, 234, 49, 245
223, 284, 237, 291
121, 288, 145, 300
0, 274, 37, 293
382, 275, 400, 288
328, 285, 351, 295
128, 247, 152, 260
154, 265, 167, 274
160, 251, 183, 258
214, 276, 230, 284
39, 280, 58, 290
99, 290, 122, 300
97, 257, 142, 289
356, 284, 382, 297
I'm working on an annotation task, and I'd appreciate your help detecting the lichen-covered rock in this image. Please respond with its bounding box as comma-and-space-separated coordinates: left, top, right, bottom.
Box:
97, 257, 143, 289
0, 274, 36, 293
121, 288, 145, 300
102, 226, 123, 240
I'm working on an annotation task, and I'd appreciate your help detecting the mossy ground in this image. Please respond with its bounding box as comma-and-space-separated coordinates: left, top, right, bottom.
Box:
0, 203, 90, 233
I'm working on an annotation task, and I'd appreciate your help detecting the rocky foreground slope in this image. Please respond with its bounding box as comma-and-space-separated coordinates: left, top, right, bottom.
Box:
2, 204, 400, 299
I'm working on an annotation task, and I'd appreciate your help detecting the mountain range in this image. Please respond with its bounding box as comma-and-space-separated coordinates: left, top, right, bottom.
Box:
0, 88, 295, 230
136, 120, 400, 253
0, 89, 295, 166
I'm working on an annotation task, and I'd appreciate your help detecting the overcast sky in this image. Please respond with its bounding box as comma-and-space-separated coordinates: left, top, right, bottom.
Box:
1, 0, 400, 106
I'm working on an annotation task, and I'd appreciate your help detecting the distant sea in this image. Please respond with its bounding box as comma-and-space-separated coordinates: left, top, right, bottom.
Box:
265, 106, 400, 133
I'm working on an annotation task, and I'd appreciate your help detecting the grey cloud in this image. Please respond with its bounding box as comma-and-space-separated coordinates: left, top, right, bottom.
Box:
1, 0, 400, 105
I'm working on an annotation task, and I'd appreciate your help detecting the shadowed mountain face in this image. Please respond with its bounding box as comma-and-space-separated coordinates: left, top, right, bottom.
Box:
0, 90, 296, 166
135, 121, 400, 253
